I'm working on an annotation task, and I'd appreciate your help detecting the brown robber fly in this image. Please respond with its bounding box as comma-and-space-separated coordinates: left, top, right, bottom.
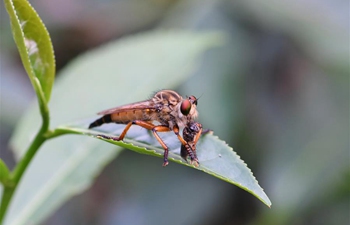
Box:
89, 89, 199, 166
181, 121, 203, 167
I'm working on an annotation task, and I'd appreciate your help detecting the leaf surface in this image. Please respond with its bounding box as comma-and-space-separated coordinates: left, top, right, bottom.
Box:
57, 124, 272, 207
4, 0, 55, 102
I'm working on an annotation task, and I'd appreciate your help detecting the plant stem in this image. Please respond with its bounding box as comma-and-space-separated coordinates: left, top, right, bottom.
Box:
0, 125, 80, 222
0, 125, 46, 223
0, 187, 14, 223
0, 91, 50, 224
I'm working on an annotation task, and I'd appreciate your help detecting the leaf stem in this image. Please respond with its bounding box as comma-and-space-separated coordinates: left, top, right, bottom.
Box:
0, 126, 46, 223
0, 90, 50, 223
44, 127, 79, 139
0, 124, 84, 222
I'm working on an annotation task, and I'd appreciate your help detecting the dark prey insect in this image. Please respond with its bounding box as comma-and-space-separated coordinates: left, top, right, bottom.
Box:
89, 89, 199, 166
181, 121, 203, 167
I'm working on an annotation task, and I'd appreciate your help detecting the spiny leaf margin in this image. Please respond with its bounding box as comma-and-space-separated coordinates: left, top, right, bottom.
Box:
54, 125, 272, 207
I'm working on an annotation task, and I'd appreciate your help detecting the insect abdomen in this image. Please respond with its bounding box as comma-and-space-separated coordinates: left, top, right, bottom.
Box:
88, 114, 112, 129
110, 110, 147, 123
89, 109, 155, 129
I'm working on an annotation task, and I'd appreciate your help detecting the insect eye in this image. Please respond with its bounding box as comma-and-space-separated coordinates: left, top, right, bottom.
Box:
180, 99, 192, 115
188, 95, 198, 105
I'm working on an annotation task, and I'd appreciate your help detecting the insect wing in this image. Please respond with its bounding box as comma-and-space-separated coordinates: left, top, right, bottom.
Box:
97, 100, 155, 115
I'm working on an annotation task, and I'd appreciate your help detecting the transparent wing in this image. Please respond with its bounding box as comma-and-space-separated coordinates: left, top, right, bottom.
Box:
97, 100, 156, 115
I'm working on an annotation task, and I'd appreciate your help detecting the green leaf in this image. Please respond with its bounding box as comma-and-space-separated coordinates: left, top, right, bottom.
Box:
58, 124, 272, 207
0, 160, 10, 186
4, 0, 55, 103
7, 30, 225, 225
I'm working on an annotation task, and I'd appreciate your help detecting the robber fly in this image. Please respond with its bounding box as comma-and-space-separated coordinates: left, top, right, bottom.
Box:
181, 121, 203, 167
89, 89, 199, 166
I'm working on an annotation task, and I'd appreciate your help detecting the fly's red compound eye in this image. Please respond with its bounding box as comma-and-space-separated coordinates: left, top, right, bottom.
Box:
188, 95, 198, 105
180, 99, 192, 115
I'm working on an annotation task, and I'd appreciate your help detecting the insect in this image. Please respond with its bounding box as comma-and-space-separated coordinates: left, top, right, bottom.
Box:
181, 121, 203, 167
89, 90, 199, 166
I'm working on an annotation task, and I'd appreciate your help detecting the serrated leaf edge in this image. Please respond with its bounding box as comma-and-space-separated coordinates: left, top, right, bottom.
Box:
199, 134, 271, 207
5, 0, 55, 102
56, 126, 271, 207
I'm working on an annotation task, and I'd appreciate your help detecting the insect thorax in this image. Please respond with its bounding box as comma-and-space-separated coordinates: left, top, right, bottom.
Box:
151, 90, 198, 129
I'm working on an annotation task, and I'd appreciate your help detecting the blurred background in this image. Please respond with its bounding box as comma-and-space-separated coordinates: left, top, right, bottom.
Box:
1, 0, 348, 225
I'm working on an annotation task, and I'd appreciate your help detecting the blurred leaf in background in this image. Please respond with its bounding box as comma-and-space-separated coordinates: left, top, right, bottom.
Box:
0, 0, 348, 225
5, 29, 225, 225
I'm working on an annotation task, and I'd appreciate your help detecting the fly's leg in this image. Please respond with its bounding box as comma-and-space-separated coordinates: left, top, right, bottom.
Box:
181, 142, 199, 167
188, 126, 202, 167
125, 121, 171, 167
95, 121, 134, 141
173, 125, 193, 149
173, 125, 197, 165
148, 125, 172, 167
95, 134, 119, 140
97, 120, 174, 166
192, 124, 203, 143
202, 128, 212, 135
121, 122, 197, 167
192, 124, 203, 166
